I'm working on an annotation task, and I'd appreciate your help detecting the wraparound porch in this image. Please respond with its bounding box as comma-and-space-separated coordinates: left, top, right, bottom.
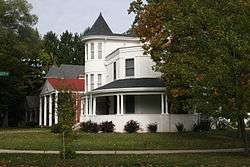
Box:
81, 87, 199, 132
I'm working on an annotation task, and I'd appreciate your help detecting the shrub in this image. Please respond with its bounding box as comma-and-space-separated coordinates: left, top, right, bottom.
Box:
175, 122, 184, 132
147, 123, 157, 133
80, 121, 100, 133
124, 120, 140, 133
192, 121, 211, 132
100, 121, 115, 133
51, 123, 63, 133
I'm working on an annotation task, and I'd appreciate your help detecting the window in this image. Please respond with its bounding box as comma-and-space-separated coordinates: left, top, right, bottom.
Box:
91, 43, 94, 59
113, 62, 116, 80
125, 58, 134, 77
86, 74, 88, 91
85, 44, 88, 60
98, 43, 102, 59
125, 95, 135, 114
97, 74, 102, 87
90, 74, 94, 90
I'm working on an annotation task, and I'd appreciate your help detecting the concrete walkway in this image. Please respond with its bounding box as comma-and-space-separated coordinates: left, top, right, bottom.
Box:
0, 148, 245, 155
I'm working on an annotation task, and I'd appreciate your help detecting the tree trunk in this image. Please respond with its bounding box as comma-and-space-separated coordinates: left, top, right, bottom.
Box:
237, 116, 248, 151
2, 110, 8, 127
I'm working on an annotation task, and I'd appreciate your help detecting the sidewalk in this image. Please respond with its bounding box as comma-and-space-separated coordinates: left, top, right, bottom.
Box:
0, 148, 245, 155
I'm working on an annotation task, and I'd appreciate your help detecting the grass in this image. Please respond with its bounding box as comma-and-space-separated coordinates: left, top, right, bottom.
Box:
0, 153, 250, 167
0, 129, 249, 151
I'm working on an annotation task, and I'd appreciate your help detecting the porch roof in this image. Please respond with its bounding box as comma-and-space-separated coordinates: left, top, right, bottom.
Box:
86, 78, 166, 95
95, 78, 165, 91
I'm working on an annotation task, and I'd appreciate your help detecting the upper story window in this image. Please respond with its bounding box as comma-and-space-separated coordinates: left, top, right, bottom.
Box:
85, 44, 88, 60
91, 43, 94, 59
113, 62, 116, 80
90, 74, 94, 90
125, 58, 134, 77
85, 74, 88, 91
97, 74, 102, 87
98, 43, 102, 59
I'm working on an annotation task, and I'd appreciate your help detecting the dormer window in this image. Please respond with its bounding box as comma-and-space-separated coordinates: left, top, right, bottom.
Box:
91, 43, 94, 59
125, 58, 134, 77
98, 43, 102, 59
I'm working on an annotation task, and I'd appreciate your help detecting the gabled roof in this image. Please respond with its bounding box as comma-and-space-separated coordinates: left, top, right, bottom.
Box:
84, 13, 113, 36
48, 78, 84, 91
45, 64, 84, 79
95, 78, 165, 91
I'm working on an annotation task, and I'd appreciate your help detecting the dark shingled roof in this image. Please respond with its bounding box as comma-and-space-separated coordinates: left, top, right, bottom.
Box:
84, 13, 137, 37
84, 13, 113, 36
45, 64, 84, 79
95, 78, 165, 90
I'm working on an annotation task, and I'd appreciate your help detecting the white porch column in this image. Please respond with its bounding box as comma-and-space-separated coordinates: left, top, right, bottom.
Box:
120, 95, 124, 115
117, 95, 120, 115
43, 96, 47, 126
93, 97, 96, 116
55, 91, 58, 124
89, 95, 93, 115
49, 94, 52, 126
39, 97, 42, 126
165, 94, 169, 114
85, 96, 89, 116
161, 94, 164, 115
80, 97, 84, 122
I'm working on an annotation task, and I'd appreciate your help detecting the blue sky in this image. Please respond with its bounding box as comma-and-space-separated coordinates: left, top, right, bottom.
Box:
28, 0, 135, 35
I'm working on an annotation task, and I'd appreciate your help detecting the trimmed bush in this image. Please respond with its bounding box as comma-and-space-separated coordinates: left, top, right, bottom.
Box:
80, 121, 100, 133
51, 123, 63, 133
147, 123, 157, 133
100, 121, 115, 133
192, 121, 211, 132
175, 122, 184, 132
124, 120, 140, 133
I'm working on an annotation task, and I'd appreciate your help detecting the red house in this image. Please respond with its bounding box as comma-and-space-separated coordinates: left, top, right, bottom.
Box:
39, 65, 85, 126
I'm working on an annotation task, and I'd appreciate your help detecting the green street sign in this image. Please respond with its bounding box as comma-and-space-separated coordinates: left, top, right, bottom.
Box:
0, 71, 9, 77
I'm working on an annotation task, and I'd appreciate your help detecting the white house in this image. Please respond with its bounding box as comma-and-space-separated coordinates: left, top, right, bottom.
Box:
81, 13, 199, 132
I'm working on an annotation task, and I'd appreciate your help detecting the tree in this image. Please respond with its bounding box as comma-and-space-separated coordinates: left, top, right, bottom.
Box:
129, 0, 250, 147
42, 31, 59, 69
43, 30, 85, 66
57, 92, 76, 159
0, 0, 43, 127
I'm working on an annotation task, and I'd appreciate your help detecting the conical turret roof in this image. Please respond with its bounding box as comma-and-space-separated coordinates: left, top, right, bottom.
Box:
85, 13, 113, 36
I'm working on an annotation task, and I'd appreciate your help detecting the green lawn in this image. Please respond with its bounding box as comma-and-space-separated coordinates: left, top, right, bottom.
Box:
0, 129, 249, 151
0, 153, 249, 167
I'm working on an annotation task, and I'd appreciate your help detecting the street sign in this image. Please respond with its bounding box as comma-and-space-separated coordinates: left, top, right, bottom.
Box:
0, 71, 9, 77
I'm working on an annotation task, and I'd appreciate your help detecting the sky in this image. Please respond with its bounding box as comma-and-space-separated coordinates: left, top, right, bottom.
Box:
27, 0, 135, 36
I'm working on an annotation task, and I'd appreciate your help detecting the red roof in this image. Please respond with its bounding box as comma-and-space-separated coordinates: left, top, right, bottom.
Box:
48, 78, 84, 91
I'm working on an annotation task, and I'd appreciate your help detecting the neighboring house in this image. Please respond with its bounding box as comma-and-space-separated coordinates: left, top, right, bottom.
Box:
81, 13, 199, 132
24, 96, 39, 124
39, 64, 85, 127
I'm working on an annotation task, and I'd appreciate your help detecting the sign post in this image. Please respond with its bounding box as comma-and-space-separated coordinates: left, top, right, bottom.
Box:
0, 71, 9, 77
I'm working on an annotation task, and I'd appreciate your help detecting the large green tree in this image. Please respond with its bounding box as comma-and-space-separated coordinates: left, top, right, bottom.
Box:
129, 0, 250, 146
0, 0, 43, 127
43, 30, 85, 66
